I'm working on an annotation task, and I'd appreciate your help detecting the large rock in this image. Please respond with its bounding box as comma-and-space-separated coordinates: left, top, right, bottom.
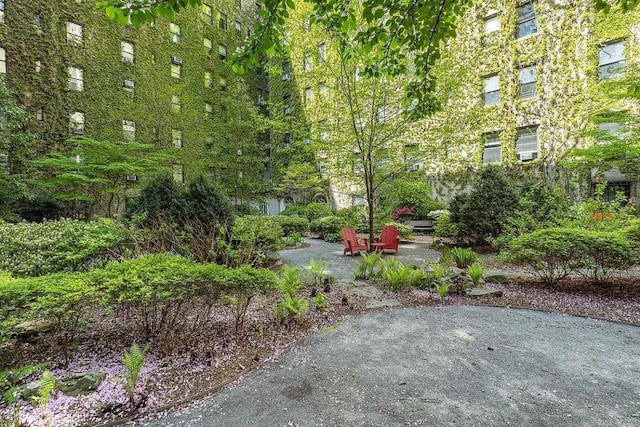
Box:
484, 274, 509, 284
56, 371, 106, 397
13, 318, 54, 342
466, 287, 503, 298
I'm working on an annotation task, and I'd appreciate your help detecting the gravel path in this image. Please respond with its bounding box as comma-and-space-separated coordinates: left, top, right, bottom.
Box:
145, 305, 640, 426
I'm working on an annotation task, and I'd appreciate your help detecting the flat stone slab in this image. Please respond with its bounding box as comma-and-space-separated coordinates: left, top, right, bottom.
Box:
466, 287, 503, 297
345, 285, 385, 299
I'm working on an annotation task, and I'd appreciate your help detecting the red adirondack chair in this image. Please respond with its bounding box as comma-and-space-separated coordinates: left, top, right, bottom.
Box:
341, 227, 369, 256
374, 225, 400, 254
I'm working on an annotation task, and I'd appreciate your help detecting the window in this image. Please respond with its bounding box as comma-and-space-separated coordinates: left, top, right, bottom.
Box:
318, 42, 326, 61
599, 41, 625, 80
171, 57, 182, 78
34, 14, 41, 27
205, 102, 213, 119
36, 107, 45, 122
219, 75, 227, 91
597, 122, 624, 143
121, 41, 134, 63
304, 54, 313, 72
319, 82, 327, 97
0, 48, 5, 74
284, 133, 291, 148
305, 86, 313, 105
378, 106, 388, 123
235, 20, 242, 33
172, 129, 183, 148
483, 74, 499, 105
0, 152, 7, 173
171, 95, 181, 112
515, 126, 538, 161
282, 62, 291, 80
482, 133, 501, 163
205, 135, 214, 149
204, 71, 212, 87
283, 95, 291, 115
122, 120, 136, 141
218, 44, 227, 61
170, 23, 181, 43
237, 0, 242, 8
68, 66, 83, 91
66, 22, 83, 45
518, 65, 536, 98
173, 163, 184, 183
69, 112, 85, 134
123, 79, 135, 98
484, 11, 500, 34
204, 38, 212, 55
35, 60, 41, 73
217, 11, 227, 30
0, 1, 4, 24
517, 2, 537, 39
603, 182, 631, 204
201, 4, 213, 25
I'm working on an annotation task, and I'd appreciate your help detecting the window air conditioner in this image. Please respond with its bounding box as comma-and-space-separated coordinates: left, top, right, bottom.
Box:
171, 56, 182, 64
519, 151, 534, 161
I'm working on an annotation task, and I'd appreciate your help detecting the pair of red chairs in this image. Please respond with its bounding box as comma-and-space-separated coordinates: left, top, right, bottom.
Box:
341, 226, 399, 256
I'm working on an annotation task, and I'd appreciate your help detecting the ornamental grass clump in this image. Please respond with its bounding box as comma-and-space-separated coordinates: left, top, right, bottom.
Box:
451, 247, 478, 269
468, 264, 484, 286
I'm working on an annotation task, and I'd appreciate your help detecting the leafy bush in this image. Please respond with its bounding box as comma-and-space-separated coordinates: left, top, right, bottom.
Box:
311, 292, 329, 310
450, 166, 519, 245
310, 215, 347, 240
451, 247, 478, 269
380, 174, 445, 219
0, 218, 127, 277
379, 259, 424, 291
336, 207, 365, 228
561, 183, 636, 232
423, 263, 450, 289
384, 221, 413, 240
272, 215, 309, 236
434, 214, 459, 239
303, 202, 334, 222
125, 172, 185, 224
354, 251, 382, 279
12, 192, 62, 223
279, 204, 307, 217
221, 265, 278, 331
427, 209, 449, 220
503, 228, 638, 285
275, 266, 309, 325
229, 216, 283, 266
283, 232, 303, 247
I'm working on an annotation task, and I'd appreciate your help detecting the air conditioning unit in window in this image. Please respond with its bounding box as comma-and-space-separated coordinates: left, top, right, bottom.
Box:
282, 73, 290, 81
125, 175, 138, 182
171, 56, 182, 64
518, 151, 535, 161
406, 162, 423, 172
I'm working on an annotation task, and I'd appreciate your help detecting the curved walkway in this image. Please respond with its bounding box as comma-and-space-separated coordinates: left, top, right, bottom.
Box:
145, 305, 640, 426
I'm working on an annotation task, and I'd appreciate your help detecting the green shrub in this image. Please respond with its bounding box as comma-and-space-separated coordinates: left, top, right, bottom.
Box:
336, 206, 365, 228
435, 282, 450, 303
279, 204, 308, 217
379, 259, 424, 291
354, 251, 382, 280
310, 215, 347, 240
275, 266, 309, 325
383, 221, 413, 240
311, 292, 329, 310
423, 263, 449, 289
303, 203, 334, 222
380, 174, 445, 219
230, 216, 284, 266
434, 214, 459, 239
503, 228, 637, 285
0, 218, 127, 277
450, 166, 519, 245
451, 247, 478, 269
283, 232, 303, 247
272, 215, 310, 236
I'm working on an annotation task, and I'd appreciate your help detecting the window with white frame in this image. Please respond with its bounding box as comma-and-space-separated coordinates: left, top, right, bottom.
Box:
378, 106, 388, 123
171, 95, 181, 112
171, 57, 182, 78
69, 112, 85, 134
66, 22, 83, 45
172, 129, 183, 148
0, 47, 5, 74
36, 106, 45, 122
597, 121, 624, 143
217, 11, 227, 30
518, 65, 536, 98
35, 60, 41, 73
282, 62, 291, 80
172, 163, 184, 183
283, 95, 291, 115
68, 66, 83, 91
284, 133, 291, 148
517, 2, 537, 39
34, 14, 41, 27
123, 79, 135, 98
219, 75, 227, 91
483, 74, 499, 105
122, 120, 136, 141
0, 1, 4, 24
204, 71, 212, 87
204, 38, 212, 55
319, 82, 327, 96
304, 54, 313, 72
482, 133, 501, 163
170, 23, 181, 43
484, 10, 500, 34
121, 41, 134, 63
218, 44, 227, 61
599, 40, 625, 80
305, 86, 313, 105
318, 42, 326, 61
515, 126, 538, 161
235, 20, 241, 33
201, 4, 212, 25
205, 102, 213, 119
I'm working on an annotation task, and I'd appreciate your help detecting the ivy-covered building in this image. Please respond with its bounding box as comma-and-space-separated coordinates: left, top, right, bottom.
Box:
0, 0, 269, 200
275, 0, 640, 209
